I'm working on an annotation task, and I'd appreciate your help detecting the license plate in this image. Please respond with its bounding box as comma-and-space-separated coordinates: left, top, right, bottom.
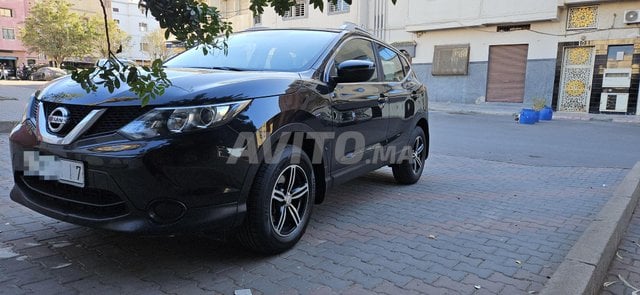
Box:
58, 159, 85, 187
23, 151, 86, 188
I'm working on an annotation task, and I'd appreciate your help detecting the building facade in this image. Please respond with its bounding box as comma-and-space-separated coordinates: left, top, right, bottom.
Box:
69, 0, 112, 19
216, 0, 640, 115
0, 0, 40, 74
111, 0, 160, 64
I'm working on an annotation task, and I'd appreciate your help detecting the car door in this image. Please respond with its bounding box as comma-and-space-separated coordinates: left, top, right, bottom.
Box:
328, 38, 389, 175
376, 44, 421, 149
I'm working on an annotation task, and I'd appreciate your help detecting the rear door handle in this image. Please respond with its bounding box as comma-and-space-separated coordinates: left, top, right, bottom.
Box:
411, 91, 419, 100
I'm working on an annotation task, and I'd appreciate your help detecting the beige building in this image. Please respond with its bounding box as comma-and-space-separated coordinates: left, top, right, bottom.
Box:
213, 0, 640, 115
70, 0, 112, 19
209, 0, 254, 31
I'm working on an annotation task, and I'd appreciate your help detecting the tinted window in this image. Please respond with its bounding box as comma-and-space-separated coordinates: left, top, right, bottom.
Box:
164, 30, 337, 72
330, 38, 378, 82
377, 46, 405, 82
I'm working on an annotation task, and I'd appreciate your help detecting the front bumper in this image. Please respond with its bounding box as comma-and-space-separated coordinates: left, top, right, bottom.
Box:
8, 120, 253, 234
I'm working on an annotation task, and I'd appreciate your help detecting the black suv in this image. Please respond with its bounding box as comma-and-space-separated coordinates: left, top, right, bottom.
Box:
9, 27, 429, 253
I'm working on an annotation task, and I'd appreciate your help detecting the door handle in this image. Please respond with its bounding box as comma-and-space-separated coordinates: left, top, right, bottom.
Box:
378, 94, 389, 104
411, 91, 419, 100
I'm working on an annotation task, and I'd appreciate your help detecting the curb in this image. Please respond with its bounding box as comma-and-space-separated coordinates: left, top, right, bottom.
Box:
541, 161, 640, 295
0, 121, 17, 133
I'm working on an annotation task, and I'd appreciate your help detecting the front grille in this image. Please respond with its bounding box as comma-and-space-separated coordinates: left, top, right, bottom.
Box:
41, 102, 149, 138
21, 175, 129, 220
30, 101, 39, 119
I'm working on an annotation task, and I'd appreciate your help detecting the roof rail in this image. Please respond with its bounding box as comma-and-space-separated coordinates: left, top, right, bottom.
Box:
339, 22, 372, 36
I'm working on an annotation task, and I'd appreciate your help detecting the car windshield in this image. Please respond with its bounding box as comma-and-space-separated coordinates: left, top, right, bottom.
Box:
164, 30, 338, 72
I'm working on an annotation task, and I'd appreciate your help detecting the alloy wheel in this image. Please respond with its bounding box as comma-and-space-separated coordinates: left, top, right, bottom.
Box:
270, 165, 310, 237
412, 136, 425, 174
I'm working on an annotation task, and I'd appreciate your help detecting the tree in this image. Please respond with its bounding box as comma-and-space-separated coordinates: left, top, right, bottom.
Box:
92, 18, 131, 58
20, 0, 100, 67
74, 0, 398, 105
142, 29, 173, 61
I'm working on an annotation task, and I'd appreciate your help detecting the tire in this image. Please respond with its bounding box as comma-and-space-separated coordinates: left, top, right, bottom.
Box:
236, 145, 315, 254
392, 126, 427, 184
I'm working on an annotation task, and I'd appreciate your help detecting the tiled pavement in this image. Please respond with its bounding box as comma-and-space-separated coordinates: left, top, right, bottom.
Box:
602, 200, 640, 295
0, 134, 629, 294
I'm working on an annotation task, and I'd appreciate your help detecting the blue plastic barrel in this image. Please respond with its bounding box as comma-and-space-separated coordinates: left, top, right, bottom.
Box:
539, 106, 553, 120
519, 109, 537, 124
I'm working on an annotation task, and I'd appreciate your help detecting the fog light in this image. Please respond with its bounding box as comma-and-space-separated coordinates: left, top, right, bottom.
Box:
148, 200, 187, 224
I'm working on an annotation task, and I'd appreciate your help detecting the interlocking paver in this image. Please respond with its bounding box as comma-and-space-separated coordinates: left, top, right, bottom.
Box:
601, 199, 640, 295
0, 133, 629, 294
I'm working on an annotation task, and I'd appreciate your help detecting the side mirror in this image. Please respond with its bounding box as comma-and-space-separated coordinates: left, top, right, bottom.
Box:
334, 60, 375, 83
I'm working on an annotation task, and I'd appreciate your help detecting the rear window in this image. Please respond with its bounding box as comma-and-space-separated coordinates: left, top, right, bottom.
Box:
164, 30, 338, 72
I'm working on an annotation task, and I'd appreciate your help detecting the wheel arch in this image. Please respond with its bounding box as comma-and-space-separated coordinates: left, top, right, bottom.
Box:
416, 117, 430, 158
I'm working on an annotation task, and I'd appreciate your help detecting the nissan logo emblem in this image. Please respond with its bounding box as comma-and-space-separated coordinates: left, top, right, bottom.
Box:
47, 107, 70, 133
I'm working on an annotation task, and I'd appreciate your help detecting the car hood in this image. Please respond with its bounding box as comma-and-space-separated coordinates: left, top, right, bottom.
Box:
36, 68, 303, 107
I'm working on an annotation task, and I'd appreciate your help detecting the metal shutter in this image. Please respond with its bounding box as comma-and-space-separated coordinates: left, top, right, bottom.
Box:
486, 44, 528, 103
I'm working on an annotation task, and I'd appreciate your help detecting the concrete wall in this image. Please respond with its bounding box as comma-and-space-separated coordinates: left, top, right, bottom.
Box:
397, 0, 559, 32
209, 0, 254, 31
70, 0, 112, 19
414, 58, 556, 106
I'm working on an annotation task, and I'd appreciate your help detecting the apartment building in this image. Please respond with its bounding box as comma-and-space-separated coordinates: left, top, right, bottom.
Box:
215, 0, 640, 115
111, 0, 160, 63
0, 0, 39, 73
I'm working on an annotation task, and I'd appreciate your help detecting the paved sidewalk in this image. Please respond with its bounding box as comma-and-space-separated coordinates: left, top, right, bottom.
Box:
601, 200, 640, 295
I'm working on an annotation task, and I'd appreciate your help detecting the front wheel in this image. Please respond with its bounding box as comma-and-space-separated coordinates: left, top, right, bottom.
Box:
236, 145, 315, 254
392, 126, 427, 184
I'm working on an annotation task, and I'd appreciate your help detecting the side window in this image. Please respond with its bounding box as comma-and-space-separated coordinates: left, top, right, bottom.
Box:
330, 38, 378, 82
377, 46, 405, 82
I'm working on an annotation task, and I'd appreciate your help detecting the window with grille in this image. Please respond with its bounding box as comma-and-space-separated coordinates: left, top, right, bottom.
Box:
2, 28, 15, 40
329, 0, 349, 14
139, 22, 148, 32
112, 7, 119, 12
0, 8, 12, 17
140, 42, 149, 52
253, 14, 262, 25
284, 2, 306, 19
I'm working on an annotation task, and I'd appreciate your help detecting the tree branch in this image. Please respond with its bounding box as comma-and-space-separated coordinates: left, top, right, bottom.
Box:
99, 0, 111, 57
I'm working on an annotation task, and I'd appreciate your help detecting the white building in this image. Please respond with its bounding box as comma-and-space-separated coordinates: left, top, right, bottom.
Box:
215, 0, 640, 115
111, 0, 160, 64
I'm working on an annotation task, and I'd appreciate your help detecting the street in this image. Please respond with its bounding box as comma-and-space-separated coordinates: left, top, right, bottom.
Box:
1, 106, 638, 294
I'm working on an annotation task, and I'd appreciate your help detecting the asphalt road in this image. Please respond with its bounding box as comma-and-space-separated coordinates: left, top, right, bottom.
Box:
429, 111, 640, 168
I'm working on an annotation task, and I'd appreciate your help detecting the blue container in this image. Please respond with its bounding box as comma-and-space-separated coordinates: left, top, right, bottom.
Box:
533, 110, 540, 123
539, 106, 553, 120
519, 108, 537, 124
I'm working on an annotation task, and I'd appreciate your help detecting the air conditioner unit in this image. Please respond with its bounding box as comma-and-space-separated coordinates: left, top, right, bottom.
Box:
600, 93, 629, 112
624, 10, 640, 24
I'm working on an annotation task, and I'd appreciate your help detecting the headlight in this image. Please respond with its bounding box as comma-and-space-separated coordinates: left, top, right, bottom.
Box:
118, 100, 251, 140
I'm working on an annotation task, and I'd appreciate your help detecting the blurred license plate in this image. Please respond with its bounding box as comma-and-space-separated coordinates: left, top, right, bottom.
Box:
58, 159, 85, 187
